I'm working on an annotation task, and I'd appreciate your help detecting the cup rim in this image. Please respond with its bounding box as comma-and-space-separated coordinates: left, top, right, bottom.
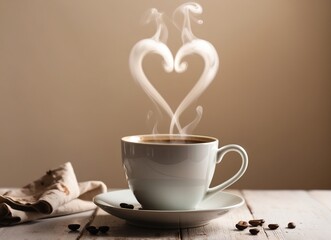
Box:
121, 134, 218, 145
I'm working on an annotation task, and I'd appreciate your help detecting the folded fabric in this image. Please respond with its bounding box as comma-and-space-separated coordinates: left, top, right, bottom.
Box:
0, 162, 107, 226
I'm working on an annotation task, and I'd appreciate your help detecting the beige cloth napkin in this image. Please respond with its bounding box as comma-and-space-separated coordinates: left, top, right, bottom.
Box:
0, 162, 107, 226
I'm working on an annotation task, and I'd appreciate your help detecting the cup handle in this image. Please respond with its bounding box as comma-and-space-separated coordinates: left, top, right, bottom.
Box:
204, 144, 248, 200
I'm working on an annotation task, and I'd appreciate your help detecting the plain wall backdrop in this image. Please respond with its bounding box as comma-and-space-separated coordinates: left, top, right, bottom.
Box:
0, 0, 330, 189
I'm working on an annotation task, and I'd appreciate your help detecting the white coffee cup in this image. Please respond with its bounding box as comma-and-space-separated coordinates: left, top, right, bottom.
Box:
121, 134, 248, 210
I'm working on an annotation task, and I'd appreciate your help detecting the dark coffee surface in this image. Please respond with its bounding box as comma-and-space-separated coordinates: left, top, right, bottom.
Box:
141, 138, 212, 144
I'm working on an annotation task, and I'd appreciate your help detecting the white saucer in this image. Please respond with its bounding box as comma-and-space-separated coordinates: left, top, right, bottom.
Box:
93, 189, 244, 229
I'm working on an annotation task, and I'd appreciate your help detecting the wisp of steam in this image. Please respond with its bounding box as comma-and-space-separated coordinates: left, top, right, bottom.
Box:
129, 2, 219, 135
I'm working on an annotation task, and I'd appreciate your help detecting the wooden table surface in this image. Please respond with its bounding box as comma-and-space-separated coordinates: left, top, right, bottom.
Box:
0, 190, 330, 239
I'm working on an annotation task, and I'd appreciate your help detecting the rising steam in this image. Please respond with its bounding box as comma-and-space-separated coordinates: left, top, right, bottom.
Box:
129, 3, 219, 135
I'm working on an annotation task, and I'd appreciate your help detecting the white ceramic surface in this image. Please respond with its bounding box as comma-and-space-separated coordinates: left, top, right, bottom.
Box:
121, 134, 248, 210
93, 189, 245, 229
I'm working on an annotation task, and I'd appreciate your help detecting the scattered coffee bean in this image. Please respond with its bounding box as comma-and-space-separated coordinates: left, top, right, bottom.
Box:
86, 226, 99, 235
268, 224, 279, 230
120, 202, 134, 209
288, 222, 296, 229
98, 225, 110, 233
85, 226, 96, 230
249, 228, 260, 235
235, 221, 248, 230
68, 224, 80, 231
249, 219, 264, 227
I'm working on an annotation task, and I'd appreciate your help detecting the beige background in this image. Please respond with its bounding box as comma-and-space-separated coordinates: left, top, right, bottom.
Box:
0, 0, 330, 189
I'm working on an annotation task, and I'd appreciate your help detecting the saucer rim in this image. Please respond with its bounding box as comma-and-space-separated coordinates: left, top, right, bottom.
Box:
93, 188, 245, 213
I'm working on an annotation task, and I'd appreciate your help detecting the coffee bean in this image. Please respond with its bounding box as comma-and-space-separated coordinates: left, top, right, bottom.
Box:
249, 228, 260, 235
86, 226, 99, 235
268, 224, 279, 230
98, 225, 110, 233
120, 203, 128, 208
86, 226, 96, 230
288, 222, 296, 229
120, 203, 134, 209
68, 224, 80, 231
235, 221, 248, 230
249, 219, 263, 227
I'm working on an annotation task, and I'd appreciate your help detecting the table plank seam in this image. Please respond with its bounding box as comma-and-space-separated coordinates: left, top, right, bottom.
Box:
179, 227, 183, 240
76, 207, 98, 240
242, 190, 279, 240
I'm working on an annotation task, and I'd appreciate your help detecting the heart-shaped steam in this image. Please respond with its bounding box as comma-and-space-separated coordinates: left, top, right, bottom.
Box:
129, 3, 219, 134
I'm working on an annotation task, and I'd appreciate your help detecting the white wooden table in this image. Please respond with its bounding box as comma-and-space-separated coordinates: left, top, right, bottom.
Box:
0, 190, 330, 239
